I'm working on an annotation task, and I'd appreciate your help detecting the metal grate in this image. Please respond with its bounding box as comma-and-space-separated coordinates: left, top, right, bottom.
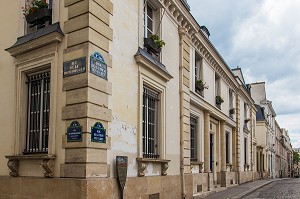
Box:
190, 117, 197, 161
143, 87, 159, 159
24, 72, 50, 154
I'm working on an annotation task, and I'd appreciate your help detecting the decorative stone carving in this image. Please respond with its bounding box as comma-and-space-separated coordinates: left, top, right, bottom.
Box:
5, 155, 56, 178
137, 161, 148, 177
161, 162, 169, 176
136, 158, 170, 177
226, 164, 233, 171
7, 159, 19, 177
41, 159, 55, 178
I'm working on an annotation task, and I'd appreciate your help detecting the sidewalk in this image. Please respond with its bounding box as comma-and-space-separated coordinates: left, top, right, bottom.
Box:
194, 178, 286, 199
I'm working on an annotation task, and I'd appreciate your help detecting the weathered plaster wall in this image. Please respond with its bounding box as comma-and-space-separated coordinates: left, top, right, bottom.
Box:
0, 1, 21, 175
108, 0, 181, 177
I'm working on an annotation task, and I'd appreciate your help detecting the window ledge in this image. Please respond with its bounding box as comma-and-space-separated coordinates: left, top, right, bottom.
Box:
226, 163, 233, 171
134, 47, 173, 82
5, 22, 64, 57
5, 154, 56, 178
191, 161, 204, 173
136, 157, 170, 177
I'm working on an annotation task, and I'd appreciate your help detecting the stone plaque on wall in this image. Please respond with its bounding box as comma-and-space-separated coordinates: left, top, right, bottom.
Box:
116, 156, 128, 198
63, 57, 86, 77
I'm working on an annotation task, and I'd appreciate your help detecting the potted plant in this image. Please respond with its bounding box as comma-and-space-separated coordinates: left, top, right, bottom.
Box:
229, 108, 235, 114
22, 0, 51, 26
195, 80, 208, 92
244, 118, 250, 123
144, 34, 165, 54
215, 95, 224, 105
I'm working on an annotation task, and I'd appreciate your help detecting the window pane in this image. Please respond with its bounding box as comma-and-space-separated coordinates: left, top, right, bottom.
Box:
143, 87, 159, 158
25, 72, 50, 153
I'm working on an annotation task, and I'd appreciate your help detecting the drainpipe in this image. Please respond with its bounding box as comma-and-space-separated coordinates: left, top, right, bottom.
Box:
178, 26, 186, 199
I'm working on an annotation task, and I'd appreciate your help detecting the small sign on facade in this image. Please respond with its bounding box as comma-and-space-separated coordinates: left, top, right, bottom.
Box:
67, 121, 82, 142
91, 122, 106, 143
116, 156, 128, 198
63, 57, 86, 77
90, 52, 107, 80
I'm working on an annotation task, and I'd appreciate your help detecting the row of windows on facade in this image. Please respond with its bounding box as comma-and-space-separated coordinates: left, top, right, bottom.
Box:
24, 0, 250, 158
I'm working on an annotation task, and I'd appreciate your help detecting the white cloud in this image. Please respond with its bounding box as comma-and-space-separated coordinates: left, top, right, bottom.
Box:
189, 0, 300, 147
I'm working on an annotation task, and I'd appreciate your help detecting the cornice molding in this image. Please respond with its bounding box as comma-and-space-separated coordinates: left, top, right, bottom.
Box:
160, 0, 239, 91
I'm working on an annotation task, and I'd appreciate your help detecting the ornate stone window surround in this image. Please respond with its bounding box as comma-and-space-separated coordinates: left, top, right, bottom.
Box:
135, 46, 172, 177
4, 26, 63, 177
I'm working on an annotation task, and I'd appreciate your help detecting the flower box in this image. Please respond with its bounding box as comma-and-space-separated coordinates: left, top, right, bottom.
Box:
144, 38, 162, 54
26, 8, 51, 25
195, 83, 204, 92
215, 95, 224, 105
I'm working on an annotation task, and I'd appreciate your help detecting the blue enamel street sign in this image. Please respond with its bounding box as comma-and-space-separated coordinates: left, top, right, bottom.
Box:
67, 121, 82, 142
90, 52, 107, 80
91, 122, 106, 143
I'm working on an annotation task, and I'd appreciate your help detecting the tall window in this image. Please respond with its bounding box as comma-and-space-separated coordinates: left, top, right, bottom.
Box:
143, 2, 154, 38
190, 117, 197, 161
195, 53, 202, 82
25, 71, 50, 154
215, 74, 220, 96
244, 138, 247, 165
143, 87, 159, 158
226, 132, 230, 163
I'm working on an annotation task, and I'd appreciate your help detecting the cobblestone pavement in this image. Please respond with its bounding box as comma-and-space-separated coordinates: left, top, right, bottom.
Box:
244, 178, 300, 199
199, 179, 287, 199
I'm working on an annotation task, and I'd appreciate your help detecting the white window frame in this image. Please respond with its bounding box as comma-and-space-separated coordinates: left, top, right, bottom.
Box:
14, 57, 57, 156
142, 86, 159, 158
190, 116, 197, 161
138, 70, 167, 160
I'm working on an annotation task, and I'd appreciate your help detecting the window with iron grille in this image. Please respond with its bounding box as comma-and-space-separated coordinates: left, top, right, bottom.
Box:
143, 87, 159, 158
190, 117, 197, 161
24, 71, 50, 154
226, 132, 230, 163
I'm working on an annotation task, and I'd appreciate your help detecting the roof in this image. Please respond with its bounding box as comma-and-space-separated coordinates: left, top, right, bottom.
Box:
6, 22, 63, 50
255, 104, 265, 121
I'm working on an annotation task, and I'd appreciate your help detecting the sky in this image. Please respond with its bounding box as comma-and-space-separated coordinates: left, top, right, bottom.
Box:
188, 0, 300, 148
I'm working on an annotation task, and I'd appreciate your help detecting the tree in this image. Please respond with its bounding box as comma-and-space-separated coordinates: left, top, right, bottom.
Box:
293, 151, 300, 164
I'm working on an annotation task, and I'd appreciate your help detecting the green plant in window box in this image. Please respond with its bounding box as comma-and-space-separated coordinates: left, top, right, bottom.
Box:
150, 34, 165, 48
22, 0, 51, 25
244, 118, 250, 123
144, 34, 165, 54
229, 108, 235, 114
195, 79, 208, 92
215, 95, 224, 105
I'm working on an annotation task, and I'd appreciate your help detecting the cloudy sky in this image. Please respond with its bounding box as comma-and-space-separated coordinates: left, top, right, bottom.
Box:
188, 0, 300, 148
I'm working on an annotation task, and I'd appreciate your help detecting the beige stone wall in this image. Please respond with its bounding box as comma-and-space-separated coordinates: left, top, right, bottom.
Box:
239, 171, 253, 184
185, 173, 210, 198
226, 171, 237, 186
0, 1, 20, 176
0, 175, 181, 199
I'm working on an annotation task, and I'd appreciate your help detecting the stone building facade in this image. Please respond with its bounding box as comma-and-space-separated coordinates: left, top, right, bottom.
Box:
0, 0, 292, 199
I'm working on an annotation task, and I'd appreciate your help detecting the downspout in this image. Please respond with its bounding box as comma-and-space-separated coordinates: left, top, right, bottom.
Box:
178, 26, 186, 199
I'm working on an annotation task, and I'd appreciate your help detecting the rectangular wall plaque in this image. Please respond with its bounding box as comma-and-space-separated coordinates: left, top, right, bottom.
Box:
91, 122, 106, 143
90, 52, 107, 80
67, 121, 82, 142
63, 57, 86, 77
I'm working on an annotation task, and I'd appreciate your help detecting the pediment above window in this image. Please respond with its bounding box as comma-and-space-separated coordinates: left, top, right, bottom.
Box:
5, 22, 64, 57
134, 47, 173, 82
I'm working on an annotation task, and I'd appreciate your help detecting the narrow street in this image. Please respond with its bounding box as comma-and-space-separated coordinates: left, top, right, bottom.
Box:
243, 178, 300, 198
